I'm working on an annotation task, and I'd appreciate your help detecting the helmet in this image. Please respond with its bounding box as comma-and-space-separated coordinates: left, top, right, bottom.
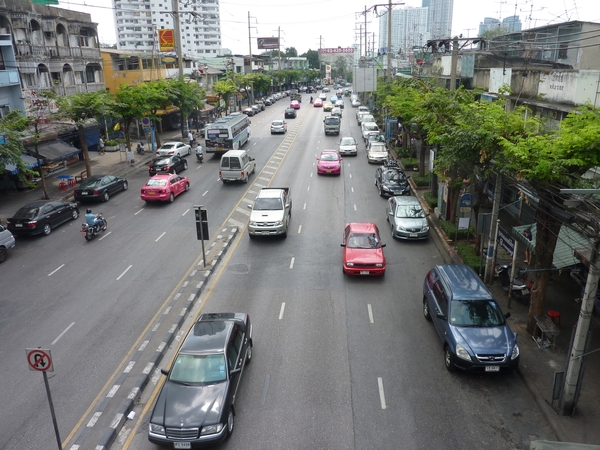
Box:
86, 208, 92, 214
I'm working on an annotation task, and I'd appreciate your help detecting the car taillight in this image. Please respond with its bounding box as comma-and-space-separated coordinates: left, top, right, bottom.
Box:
93, 190, 99, 195
165, 165, 171, 170
27, 221, 37, 228
241, 171, 245, 178
219, 170, 222, 178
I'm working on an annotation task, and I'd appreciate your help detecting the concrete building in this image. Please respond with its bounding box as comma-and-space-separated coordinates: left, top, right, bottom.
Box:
0, 34, 24, 116
421, 0, 453, 39
478, 17, 501, 36
378, 7, 429, 56
113, 0, 222, 59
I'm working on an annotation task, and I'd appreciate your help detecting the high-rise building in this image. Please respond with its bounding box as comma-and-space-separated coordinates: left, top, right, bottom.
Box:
478, 17, 501, 36
113, 0, 222, 58
502, 15, 522, 33
378, 8, 429, 56
422, 0, 453, 39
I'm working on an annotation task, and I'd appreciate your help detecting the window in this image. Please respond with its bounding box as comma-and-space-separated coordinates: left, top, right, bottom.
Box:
85, 66, 95, 83
79, 30, 89, 47
558, 43, 568, 59
433, 281, 448, 315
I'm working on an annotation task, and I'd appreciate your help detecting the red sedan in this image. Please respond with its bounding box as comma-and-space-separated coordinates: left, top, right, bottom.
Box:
341, 222, 387, 276
140, 174, 190, 203
316, 150, 342, 175
314, 98, 323, 107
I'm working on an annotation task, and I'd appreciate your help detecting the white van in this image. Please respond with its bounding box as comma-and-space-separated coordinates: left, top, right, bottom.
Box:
361, 121, 380, 142
219, 149, 256, 184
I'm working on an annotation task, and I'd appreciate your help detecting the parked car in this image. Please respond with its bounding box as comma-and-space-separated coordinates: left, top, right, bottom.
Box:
140, 174, 190, 203
271, 120, 287, 134
366, 142, 388, 164
148, 312, 252, 447
0, 224, 15, 263
251, 104, 261, 114
375, 165, 411, 197
157, 141, 191, 157
285, 108, 297, 118
338, 136, 358, 156
6, 200, 79, 236
242, 107, 255, 116
264, 98, 273, 106
148, 155, 188, 176
341, 222, 386, 276
386, 195, 429, 239
316, 150, 342, 175
423, 264, 520, 372
74, 175, 128, 202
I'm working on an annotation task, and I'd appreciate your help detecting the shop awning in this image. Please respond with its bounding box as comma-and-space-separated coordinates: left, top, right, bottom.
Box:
29, 141, 81, 162
156, 106, 180, 116
5, 154, 39, 174
512, 224, 591, 269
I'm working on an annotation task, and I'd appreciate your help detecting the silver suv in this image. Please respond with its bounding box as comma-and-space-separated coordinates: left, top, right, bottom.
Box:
0, 224, 16, 263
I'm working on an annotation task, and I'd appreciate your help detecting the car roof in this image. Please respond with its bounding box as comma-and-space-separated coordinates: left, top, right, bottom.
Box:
179, 313, 247, 354
392, 195, 420, 205
321, 149, 339, 154
20, 200, 58, 208
149, 174, 174, 179
346, 222, 378, 233
435, 265, 494, 301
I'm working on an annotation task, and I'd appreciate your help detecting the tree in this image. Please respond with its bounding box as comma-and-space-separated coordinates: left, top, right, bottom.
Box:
166, 77, 205, 139
55, 90, 115, 177
332, 56, 349, 81
114, 83, 151, 153
134, 80, 172, 148
212, 79, 237, 114
285, 47, 298, 57
0, 110, 35, 190
300, 49, 320, 69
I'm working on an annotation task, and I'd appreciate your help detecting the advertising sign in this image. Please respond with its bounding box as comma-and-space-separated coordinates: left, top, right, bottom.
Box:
257, 37, 279, 49
320, 48, 355, 54
158, 29, 175, 52
498, 225, 515, 256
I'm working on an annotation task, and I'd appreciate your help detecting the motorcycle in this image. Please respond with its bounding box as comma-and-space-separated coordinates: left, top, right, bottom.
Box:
195, 145, 204, 163
81, 214, 108, 241
496, 264, 531, 305
137, 142, 146, 155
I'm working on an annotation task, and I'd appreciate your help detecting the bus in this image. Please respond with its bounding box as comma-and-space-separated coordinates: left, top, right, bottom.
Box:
204, 113, 251, 154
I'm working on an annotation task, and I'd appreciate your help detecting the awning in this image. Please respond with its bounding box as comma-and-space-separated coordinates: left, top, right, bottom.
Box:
156, 106, 180, 116
512, 224, 591, 269
5, 154, 39, 174
29, 141, 81, 162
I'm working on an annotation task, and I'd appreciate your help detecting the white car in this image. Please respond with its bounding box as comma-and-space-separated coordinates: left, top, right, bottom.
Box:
271, 120, 287, 134
157, 141, 191, 157
338, 136, 358, 156
367, 142, 388, 164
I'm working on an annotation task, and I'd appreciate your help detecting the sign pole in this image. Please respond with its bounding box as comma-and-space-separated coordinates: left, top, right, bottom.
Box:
43, 371, 63, 450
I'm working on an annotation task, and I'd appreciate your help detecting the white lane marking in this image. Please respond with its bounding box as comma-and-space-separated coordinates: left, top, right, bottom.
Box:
99, 231, 111, 241
307, 186, 310, 192
289, 257, 295, 269
303, 203, 306, 210
134, 209, 144, 215
155, 232, 166, 242
351, 187, 354, 193
51, 322, 75, 345
354, 204, 357, 211
228, 218, 245, 229
182, 208, 190, 216
349, 174, 353, 179
196, 165, 202, 170
216, 177, 221, 182
203, 190, 209, 196
298, 225, 302, 234
279, 302, 286, 319
48, 264, 64, 276
378, 377, 387, 409
368, 304, 374, 323
236, 207, 251, 216
116, 265, 133, 281
310, 172, 313, 177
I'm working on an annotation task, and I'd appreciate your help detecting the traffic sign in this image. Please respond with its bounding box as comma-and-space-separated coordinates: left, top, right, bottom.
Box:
26, 348, 54, 372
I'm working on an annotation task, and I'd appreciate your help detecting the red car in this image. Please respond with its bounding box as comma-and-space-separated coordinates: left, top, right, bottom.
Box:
290, 100, 301, 110
341, 222, 387, 276
140, 174, 190, 203
316, 150, 342, 175
314, 98, 323, 107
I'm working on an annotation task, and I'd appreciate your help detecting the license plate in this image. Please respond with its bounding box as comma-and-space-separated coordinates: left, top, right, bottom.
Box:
522, 289, 530, 294
173, 443, 191, 449
81, 192, 88, 195
149, 191, 155, 195
485, 366, 500, 372
217, 147, 222, 151
15, 224, 23, 227
326, 170, 332, 173
262, 231, 269, 235
410, 233, 418, 238
360, 271, 370, 275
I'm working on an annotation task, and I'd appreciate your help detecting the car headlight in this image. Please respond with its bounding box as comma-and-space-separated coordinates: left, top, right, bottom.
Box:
201, 423, 224, 436
274, 220, 283, 226
511, 344, 520, 360
455, 343, 472, 362
149, 423, 166, 436
382, 186, 391, 191
375, 263, 383, 267
249, 221, 257, 226
423, 225, 430, 232
346, 262, 355, 266
396, 225, 406, 231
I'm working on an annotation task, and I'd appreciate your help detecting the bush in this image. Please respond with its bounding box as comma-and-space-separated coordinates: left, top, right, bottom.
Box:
411, 174, 430, 187
440, 219, 475, 241
400, 157, 418, 170
104, 139, 119, 146
423, 191, 437, 208
456, 242, 483, 272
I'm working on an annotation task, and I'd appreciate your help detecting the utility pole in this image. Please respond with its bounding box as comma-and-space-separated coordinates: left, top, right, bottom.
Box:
172, 0, 183, 78
387, 0, 392, 81
484, 173, 502, 284
449, 35, 459, 89
248, 11, 254, 105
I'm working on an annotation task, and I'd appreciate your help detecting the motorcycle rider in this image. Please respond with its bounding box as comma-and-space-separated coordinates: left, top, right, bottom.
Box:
85, 209, 104, 231
196, 142, 203, 161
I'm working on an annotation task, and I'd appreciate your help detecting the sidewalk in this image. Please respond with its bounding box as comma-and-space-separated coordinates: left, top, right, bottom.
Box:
410, 179, 600, 447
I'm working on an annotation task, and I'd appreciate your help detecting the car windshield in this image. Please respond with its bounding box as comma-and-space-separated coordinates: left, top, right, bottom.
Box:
449, 300, 506, 327
169, 354, 227, 384
254, 197, 283, 210
364, 124, 378, 131
396, 205, 425, 218
80, 178, 102, 188
152, 157, 171, 165
347, 232, 381, 249
146, 179, 168, 187
320, 153, 339, 161
370, 144, 386, 152
340, 138, 355, 145
14, 206, 38, 219
325, 117, 339, 125
383, 171, 405, 184
272, 121, 283, 126
161, 143, 175, 149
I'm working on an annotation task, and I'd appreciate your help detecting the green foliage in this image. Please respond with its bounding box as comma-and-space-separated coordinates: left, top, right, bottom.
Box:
456, 242, 482, 272
440, 219, 475, 241
423, 191, 437, 207
55, 90, 115, 127
301, 49, 320, 69
412, 174, 430, 187
400, 157, 418, 170
166, 77, 205, 119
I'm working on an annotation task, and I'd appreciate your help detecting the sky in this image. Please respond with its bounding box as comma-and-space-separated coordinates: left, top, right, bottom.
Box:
60, 0, 599, 55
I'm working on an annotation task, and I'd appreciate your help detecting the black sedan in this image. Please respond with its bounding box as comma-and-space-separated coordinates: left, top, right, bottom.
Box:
284, 108, 297, 119
375, 165, 411, 197
148, 155, 188, 176
74, 174, 128, 202
6, 200, 79, 236
148, 312, 252, 448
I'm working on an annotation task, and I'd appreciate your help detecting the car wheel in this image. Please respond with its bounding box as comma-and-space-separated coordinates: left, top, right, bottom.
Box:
102, 191, 110, 202
188, 147, 191, 156
244, 174, 249, 183
185, 182, 190, 191
71, 209, 79, 220
246, 340, 253, 363
444, 346, 457, 372
423, 296, 432, 321
168, 192, 174, 203
183, 161, 188, 170
226, 408, 235, 437
0, 247, 7, 264
379, 186, 384, 197
43, 223, 52, 235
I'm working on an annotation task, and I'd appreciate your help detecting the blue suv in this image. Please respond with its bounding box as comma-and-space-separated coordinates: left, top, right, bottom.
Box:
423, 264, 520, 372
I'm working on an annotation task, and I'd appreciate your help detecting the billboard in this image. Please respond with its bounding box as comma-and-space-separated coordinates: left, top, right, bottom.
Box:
158, 29, 175, 52
325, 65, 331, 83
257, 37, 280, 49
320, 48, 355, 54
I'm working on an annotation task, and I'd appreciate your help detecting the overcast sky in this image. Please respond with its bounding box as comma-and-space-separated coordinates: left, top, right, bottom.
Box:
62, 0, 599, 55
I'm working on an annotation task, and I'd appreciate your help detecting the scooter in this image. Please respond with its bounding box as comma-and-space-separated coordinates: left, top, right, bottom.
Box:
81, 214, 108, 241
196, 145, 204, 163
137, 142, 146, 155
496, 264, 531, 305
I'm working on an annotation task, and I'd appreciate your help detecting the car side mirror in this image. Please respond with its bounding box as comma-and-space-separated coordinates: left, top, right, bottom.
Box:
406, 175, 411, 179
340, 243, 345, 247
230, 367, 241, 375
160, 368, 169, 376
381, 243, 386, 248
505, 312, 512, 319
247, 204, 253, 209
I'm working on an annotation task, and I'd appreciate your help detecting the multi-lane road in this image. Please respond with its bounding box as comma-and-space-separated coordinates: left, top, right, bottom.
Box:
1, 96, 556, 450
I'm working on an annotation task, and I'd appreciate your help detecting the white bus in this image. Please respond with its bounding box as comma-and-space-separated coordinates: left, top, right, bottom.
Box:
204, 113, 251, 154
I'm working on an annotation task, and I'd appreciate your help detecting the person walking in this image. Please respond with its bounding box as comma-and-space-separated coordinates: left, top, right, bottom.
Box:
188, 131, 194, 149
99, 136, 105, 155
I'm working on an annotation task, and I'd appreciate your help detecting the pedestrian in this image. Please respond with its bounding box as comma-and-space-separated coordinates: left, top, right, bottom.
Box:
524, 226, 533, 265
99, 136, 105, 155
188, 130, 194, 148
